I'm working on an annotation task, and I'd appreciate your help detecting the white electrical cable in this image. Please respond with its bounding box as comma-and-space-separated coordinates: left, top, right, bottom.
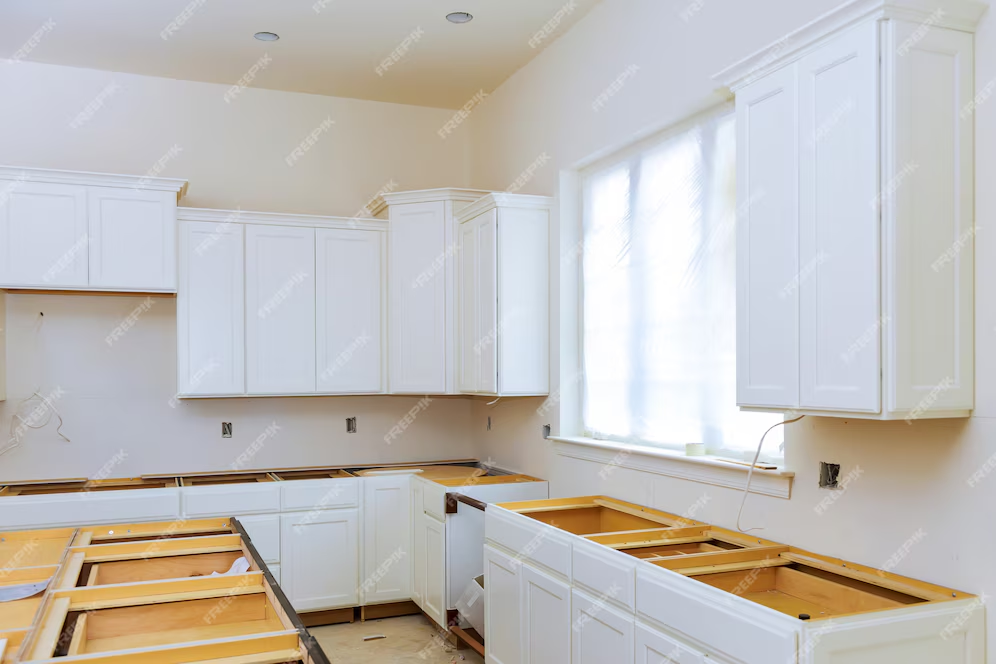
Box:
735, 414, 805, 534
1, 388, 71, 458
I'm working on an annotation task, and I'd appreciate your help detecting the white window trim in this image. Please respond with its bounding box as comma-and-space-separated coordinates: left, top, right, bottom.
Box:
550, 435, 794, 499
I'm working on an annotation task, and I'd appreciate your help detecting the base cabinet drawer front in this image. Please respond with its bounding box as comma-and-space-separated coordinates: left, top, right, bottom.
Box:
280, 478, 359, 512
0, 489, 180, 529
486, 506, 572, 580
571, 588, 634, 664
362, 475, 411, 605
803, 603, 986, 664
636, 566, 798, 664
521, 564, 571, 664
635, 624, 706, 664
485, 544, 522, 664
238, 514, 280, 564
182, 484, 280, 517
280, 509, 359, 612
572, 538, 636, 611
421, 478, 447, 521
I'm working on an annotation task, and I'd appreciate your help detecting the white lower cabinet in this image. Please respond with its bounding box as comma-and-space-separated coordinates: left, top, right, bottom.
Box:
238, 514, 281, 564
635, 624, 706, 664
411, 481, 426, 607
280, 509, 359, 612
484, 544, 522, 664
362, 475, 411, 605
521, 564, 571, 664
269, 563, 281, 585
572, 589, 634, 664
422, 512, 447, 627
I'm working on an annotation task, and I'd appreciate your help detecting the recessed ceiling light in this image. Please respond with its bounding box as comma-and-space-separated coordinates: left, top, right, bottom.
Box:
446, 12, 474, 24
254, 32, 280, 41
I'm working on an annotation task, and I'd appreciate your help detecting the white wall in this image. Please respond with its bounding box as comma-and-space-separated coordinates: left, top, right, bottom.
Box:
0, 61, 477, 480
468, 0, 996, 656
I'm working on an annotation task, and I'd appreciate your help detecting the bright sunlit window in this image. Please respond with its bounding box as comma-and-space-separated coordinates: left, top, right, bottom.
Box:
581, 106, 783, 461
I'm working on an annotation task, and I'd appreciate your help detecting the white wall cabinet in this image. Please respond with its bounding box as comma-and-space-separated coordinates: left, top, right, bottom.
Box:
361, 475, 411, 605
521, 564, 571, 664
456, 194, 552, 396
246, 224, 317, 395
177, 220, 245, 396
376, 189, 492, 394
280, 509, 359, 612
0, 167, 185, 291
177, 208, 387, 398
484, 544, 523, 664
317, 228, 384, 393
717, 0, 981, 419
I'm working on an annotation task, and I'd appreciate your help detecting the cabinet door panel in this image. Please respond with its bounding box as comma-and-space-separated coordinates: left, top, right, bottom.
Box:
521, 564, 571, 664
238, 514, 280, 564
571, 588, 634, 664
411, 481, 426, 607
477, 211, 499, 394
634, 623, 704, 664
362, 475, 411, 605
0, 182, 88, 287
458, 218, 480, 392
245, 225, 316, 394
280, 509, 358, 611
736, 65, 800, 409
799, 21, 880, 412
389, 202, 448, 393
423, 513, 447, 627
177, 220, 244, 395
317, 229, 384, 393
88, 188, 176, 290
885, 22, 975, 414
484, 544, 522, 664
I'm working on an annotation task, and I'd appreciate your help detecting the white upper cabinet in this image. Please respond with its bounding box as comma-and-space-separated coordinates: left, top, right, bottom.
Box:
177, 219, 245, 396
716, 0, 983, 419
88, 188, 177, 291
457, 194, 551, 396
246, 224, 317, 395
0, 166, 186, 291
375, 189, 492, 395
316, 228, 385, 393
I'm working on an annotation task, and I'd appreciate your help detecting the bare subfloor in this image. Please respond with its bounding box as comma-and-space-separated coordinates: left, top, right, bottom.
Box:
310, 614, 485, 664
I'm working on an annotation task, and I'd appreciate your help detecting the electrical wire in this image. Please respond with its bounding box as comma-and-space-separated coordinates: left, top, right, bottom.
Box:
1, 388, 71, 458
735, 414, 805, 534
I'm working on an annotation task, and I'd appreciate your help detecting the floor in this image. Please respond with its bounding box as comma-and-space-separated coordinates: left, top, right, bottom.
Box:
310, 614, 485, 664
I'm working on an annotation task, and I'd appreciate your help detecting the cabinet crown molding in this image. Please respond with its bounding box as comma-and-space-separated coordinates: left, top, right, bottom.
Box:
177, 206, 387, 231
712, 0, 987, 90
0, 165, 188, 200
455, 192, 554, 224
371, 188, 495, 217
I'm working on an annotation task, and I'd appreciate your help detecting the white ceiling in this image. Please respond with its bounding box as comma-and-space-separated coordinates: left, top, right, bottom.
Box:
0, 0, 602, 109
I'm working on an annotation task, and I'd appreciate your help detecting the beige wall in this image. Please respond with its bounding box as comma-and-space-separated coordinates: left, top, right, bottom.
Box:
0, 61, 477, 480
468, 0, 996, 657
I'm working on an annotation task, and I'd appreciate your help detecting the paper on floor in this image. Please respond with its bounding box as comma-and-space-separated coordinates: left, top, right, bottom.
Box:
210, 556, 250, 576
0, 579, 51, 602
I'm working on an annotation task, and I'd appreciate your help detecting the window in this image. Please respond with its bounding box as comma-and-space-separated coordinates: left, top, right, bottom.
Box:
581, 106, 783, 460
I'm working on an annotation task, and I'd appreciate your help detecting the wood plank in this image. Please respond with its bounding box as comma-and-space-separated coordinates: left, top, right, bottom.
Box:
12, 290, 176, 298
186, 649, 304, 664
92, 552, 244, 586
780, 552, 955, 602
67, 613, 87, 656
72, 534, 243, 562
298, 608, 355, 627
451, 626, 485, 656
26, 630, 300, 663
774, 566, 904, 614
585, 527, 710, 548
54, 573, 265, 611
592, 498, 688, 526
675, 558, 793, 576
57, 553, 85, 589
651, 546, 789, 571
85, 593, 269, 641
0, 565, 58, 586
28, 596, 70, 660
359, 601, 419, 621
82, 519, 233, 542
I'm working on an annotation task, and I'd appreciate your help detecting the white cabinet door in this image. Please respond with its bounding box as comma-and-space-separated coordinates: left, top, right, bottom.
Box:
411, 480, 425, 608
634, 624, 705, 664
458, 210, 498, 394
316, 229, 384, 393
238, 514, 280, 564
361, 475, 411, 605
389, 201, 448, 393
423, 512, 447, 628
521, 564, 571, 664
280, 509, 358, 612
88, 188, 177, 291
735, 64, 800, 410
246, 224, 316, 394
572, 588, 634, 664
484, 544, 522, 664
0, 181, 88, 287
177, 221, 245, 396
798, 21, 880, 413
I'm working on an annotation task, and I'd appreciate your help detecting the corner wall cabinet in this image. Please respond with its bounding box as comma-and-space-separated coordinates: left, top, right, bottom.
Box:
373, 188, 492, 394
457, 194, 552, 396
0, 166, 187, 292
176, 208, 386, 398
716, 0, 982, 419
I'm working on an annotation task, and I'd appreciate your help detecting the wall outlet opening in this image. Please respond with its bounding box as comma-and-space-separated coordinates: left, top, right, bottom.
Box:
819, 462, 841, 489
346, 417, 357, 433
222, 422, 232, 438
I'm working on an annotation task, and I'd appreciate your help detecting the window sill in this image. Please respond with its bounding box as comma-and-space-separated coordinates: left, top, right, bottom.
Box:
549, 436, 794, 499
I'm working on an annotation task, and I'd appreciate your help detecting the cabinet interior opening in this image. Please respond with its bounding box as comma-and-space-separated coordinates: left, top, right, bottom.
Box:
521, 506, 668, 535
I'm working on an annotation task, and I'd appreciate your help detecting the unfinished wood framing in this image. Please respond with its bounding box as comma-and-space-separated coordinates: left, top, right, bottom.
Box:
0, 517, 330, 664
